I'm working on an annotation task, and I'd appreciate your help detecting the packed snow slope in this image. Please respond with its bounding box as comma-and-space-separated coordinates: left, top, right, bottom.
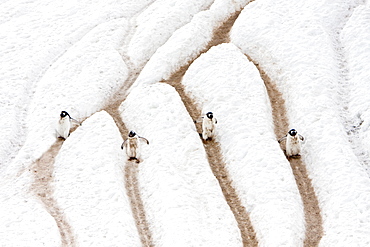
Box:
181, 43, 305, 246
120, 83, 242, 246
231, 0, 370, 246
1, 0, 370, 246
53, 111, 141, 246
342, 4, 370, 175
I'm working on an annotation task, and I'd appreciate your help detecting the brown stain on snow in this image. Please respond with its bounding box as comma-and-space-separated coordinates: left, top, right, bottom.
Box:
254, 63, 323, 247
209, 10, 241, 45
104, 67, 154, 247
164, 69, 258, 247
203, 139, 258, 247
161, 11, 258, 247
30, 138, 76, 247
31, 70, 153, 247
124, 161, 154, 247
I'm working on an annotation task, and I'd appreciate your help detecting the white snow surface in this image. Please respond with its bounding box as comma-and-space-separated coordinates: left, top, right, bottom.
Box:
231, 0, 370, 246
0, 0, 140, 169
53, 111, 141, 246
127, 0, 214, 68
6, 17, 129, 177
0, 175, 61, 246
182, 43, 305, 247
2, 0, 370, 246
119, 83, 242, 246
341, 4, 370, 173
133, 0, 250, 88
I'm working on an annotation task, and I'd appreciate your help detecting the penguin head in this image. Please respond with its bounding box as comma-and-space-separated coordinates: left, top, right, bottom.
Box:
60, 111, 70, 118
206, 112, 213, 119
288, 129, 297, 136
128, 131, 136, 137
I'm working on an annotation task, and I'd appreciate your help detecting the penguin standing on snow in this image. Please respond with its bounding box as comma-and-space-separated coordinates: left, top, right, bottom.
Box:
202, 112, 217, 141
278, 129, 305, 157
56, 111, 80, 139
121, 131, 149, 162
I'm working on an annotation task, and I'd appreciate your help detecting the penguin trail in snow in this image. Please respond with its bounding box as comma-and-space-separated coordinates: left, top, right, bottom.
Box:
249, 59, 323, 247
161, 9, 258, 247
31, 139, 76, 246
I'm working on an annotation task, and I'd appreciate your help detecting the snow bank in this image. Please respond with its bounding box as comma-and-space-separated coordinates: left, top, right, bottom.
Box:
127, 0, 213, 68
231, 1, 370, 245
182, 43, 305, 247
0, 176, 61, 246
342, 5, 370, 157
133, 0, 250, 89
0, 0, 134, 168
7, 18, 129, 177
119, 83, 242, 246
53, 111, 141, 246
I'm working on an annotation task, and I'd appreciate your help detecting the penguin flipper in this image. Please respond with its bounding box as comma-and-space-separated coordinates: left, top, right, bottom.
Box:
278, 135, 287, 143
121, 140, 127, 149
140, 137, 149, 145
70, 117, 81, 126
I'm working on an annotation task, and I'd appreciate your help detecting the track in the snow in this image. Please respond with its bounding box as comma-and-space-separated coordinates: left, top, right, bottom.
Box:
124, 161, 154, 247
162, 11, 258, 247
105, 102, 154, 247
164, 75, 258, 247
104, 55, 154, 246
31, 139, 75, 247
254, 64, 323, 247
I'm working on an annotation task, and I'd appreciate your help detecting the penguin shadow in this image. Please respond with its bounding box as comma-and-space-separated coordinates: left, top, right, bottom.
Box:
55, 137, 66, 145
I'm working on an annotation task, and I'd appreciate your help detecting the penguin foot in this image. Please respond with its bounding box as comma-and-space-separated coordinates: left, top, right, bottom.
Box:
128, 157, 141, 163
287, 154, 301, 159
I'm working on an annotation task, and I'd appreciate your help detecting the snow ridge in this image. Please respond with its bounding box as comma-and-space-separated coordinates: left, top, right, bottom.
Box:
231, 0, 370, 245
341, 3, 370, 177
181, 43, 305, 247
247, 56, 323, 246
164, 62, 258, 246
119, 83, 242, 246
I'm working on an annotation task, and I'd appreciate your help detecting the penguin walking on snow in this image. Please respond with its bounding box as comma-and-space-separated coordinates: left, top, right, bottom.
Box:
202, 112, 217, 141
121, 131, 149, 162
278, 129, 305, 157
56, 111, 80, 139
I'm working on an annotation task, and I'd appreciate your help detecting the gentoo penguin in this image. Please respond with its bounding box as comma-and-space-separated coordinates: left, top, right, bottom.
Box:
121, 131, 149, 162
278, 129, 305, 157
56, 111, 80, 139
202, 112, 217, 141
